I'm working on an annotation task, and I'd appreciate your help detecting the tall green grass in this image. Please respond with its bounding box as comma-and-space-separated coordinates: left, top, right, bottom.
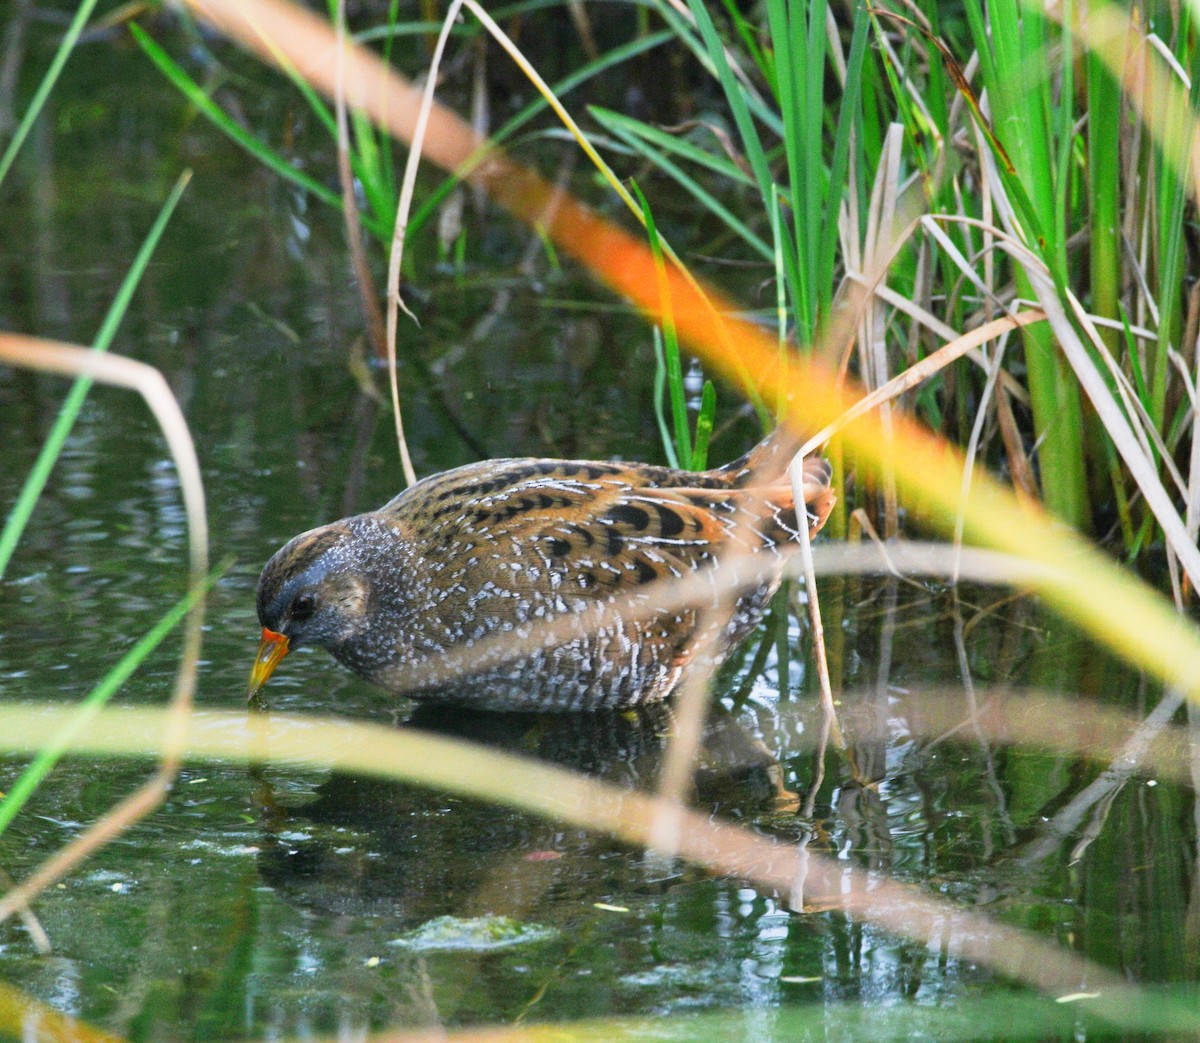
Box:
591, 0, 1200, 553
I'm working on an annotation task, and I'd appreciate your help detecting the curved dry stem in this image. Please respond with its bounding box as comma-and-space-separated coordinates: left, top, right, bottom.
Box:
312, 528, 1086, 703
383, 0, 464, 488
0, 334, 208, 924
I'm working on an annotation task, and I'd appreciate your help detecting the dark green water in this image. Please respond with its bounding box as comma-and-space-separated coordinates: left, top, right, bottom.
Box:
0, 6, 1197, 1040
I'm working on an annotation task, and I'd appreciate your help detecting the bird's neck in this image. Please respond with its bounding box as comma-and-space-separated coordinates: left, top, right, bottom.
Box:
327, 515, 447, 690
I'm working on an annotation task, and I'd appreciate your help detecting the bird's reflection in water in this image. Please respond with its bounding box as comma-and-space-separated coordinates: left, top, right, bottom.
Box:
254, 700, 801, 928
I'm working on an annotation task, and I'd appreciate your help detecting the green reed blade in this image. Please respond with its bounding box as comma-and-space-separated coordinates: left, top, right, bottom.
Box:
645, 0, 783, 137
131, 26, 338, 211
652, 329, 680, 469
1053, 0, 1075, 279
1086, 37, 1121, 356
0, 169, 192, 581
589, 107, 756, 186
592, 109, 773, 260
691, 379, 717, 470
1153, 77, 1192, 428
0, 0, 101, 190
131, 23, 390, 242
801, 0, 828, 313
406, 31, 672, 240
351, 104, 397, 227
764, 0, 810, 339
717, 0, 771, 87
376, 0, 404, 192
633, 181, 691, 469
684, 0, 776, 222
819, 1, 870, 306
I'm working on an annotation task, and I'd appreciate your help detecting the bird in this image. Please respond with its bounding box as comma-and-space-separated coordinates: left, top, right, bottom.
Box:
248, 432, 835, 713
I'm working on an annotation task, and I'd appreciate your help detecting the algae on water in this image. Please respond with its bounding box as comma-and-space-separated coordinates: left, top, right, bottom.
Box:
389, 914, 557, 952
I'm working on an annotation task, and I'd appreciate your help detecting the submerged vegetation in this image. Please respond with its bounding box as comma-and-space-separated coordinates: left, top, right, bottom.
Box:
4, 0, 1200, 1037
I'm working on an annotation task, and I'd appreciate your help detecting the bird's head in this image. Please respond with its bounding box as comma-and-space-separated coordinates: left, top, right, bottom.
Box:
247, 523, 371, 704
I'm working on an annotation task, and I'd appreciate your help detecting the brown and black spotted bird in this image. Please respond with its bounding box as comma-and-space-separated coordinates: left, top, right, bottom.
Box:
248, 433, 834, 712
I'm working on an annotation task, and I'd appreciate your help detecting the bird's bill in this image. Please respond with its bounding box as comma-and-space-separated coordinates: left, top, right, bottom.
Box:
247, 627, 290, 702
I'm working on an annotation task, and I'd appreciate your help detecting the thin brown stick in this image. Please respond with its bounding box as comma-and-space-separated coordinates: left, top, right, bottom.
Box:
790, 454, 844, 750
649, 605, 725, 856
334, 0, 388, 362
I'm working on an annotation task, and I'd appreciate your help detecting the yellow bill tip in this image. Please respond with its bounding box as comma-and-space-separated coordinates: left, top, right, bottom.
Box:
247, 627, 289, 704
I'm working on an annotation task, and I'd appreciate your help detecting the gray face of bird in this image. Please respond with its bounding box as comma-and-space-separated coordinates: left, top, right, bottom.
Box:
257, 524, 375, 652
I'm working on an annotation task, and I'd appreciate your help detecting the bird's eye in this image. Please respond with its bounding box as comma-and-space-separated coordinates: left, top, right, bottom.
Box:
291, 593, 316, 621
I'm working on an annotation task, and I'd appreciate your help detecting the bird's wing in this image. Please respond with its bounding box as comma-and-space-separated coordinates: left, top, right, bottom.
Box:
412, 475, 826, 604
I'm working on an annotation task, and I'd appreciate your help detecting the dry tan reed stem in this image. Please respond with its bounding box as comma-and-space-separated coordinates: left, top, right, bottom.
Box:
0, 701, 1147, 1007
799, 310, 1046, 458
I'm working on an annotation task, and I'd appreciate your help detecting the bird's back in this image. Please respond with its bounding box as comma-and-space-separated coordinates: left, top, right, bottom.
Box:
360, 450, 835, 710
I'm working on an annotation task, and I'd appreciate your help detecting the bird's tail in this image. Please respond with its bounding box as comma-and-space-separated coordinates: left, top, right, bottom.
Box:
714, 426, 835, 537
713, 425, 814, 484
789, 455, 836, 537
